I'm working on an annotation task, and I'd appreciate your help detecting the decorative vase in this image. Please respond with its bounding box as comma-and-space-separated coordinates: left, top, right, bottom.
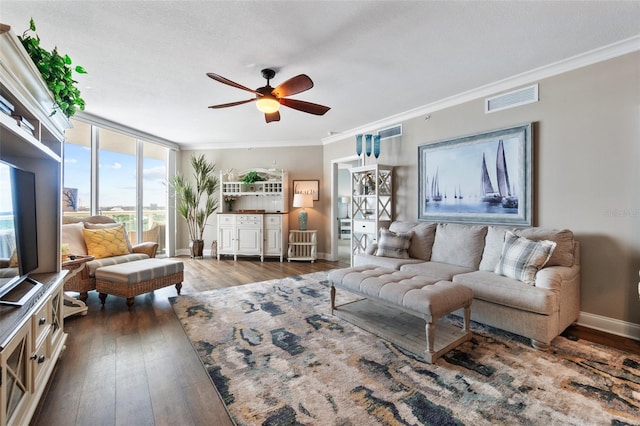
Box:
189, 239, 204, 259
227, 202, 233, 212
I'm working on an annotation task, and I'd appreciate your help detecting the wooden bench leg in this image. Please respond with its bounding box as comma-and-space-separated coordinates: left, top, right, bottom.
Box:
175, 282, 182, 295
79, 291, 89, 302
126, 297, 135, 307
99, 292, 107, 305
330, 285, 336, 314
463, 305, 470, 332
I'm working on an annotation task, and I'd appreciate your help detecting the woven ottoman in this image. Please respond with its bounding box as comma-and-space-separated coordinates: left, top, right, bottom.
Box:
328, 265, 473, 363
95, 258, 184, 307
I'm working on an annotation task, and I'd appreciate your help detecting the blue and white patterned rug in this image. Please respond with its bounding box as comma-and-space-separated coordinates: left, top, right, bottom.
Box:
170, 272, 640, 425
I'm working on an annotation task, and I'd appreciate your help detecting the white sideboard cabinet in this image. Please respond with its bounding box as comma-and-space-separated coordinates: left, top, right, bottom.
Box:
217, 168, 289, 261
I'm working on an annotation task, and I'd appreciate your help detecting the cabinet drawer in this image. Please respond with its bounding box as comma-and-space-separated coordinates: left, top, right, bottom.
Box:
32, 303, 51, 346
218, 215, 235, 226
264, 215, 282, 227
32, 333, 51, 386
352, 220, 376, 235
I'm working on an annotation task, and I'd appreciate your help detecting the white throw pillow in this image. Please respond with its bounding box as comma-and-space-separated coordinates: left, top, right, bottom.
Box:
494, 231, 556, 285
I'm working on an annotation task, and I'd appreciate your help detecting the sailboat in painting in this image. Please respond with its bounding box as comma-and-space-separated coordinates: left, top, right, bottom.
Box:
496, 140, 518, 208
481, 140, 518, 208
431, 169, 442, 202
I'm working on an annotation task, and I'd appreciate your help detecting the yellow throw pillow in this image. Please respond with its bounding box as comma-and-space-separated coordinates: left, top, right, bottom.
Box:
82, 225, 130, 259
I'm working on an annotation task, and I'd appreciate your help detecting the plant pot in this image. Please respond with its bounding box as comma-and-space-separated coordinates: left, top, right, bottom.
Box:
190, 239, 204, 259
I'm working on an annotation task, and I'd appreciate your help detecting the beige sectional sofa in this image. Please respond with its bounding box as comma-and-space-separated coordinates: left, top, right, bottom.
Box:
62, 215, 159, 301
351, 221, 581, 349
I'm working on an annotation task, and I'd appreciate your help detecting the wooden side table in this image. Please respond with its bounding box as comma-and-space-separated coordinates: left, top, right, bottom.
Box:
287, 230, 317, 262
61, 255, 94, 318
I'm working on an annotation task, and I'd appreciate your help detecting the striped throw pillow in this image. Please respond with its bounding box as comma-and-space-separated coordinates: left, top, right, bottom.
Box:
494, 231, 556, 285
375, 228, 412, 259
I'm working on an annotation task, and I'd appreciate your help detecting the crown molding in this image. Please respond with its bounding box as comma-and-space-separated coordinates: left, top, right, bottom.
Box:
322, 35, 640, 146
178, 138, 321, 151
74, 111, 181, 150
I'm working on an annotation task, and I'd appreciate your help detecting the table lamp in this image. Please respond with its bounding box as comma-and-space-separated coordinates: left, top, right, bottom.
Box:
293, 193, 313, 230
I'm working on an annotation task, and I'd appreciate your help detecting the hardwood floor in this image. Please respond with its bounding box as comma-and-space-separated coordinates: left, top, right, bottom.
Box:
34, 257, 343, 426
34, 256, 638, 425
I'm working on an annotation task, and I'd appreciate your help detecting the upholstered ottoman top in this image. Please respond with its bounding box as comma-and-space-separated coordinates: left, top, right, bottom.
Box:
95, 258, 184, 284
328, 265, 473, 319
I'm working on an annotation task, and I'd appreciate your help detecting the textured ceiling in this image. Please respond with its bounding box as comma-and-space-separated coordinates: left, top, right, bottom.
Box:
1, 1, 639, 148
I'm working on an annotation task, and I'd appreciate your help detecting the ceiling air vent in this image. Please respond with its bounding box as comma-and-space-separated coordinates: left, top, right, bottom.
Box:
377, 124, 402, 140
485, 84, 538, 114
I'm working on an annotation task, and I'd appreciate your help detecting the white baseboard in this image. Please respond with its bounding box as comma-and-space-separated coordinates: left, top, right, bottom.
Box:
577, 311, 640, 341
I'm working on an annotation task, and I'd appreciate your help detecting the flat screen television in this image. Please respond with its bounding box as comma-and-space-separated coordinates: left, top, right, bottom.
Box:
0, 160, 42, 306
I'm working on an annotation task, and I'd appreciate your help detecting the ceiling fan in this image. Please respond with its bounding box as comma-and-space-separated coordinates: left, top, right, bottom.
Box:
207, 68, 330, 123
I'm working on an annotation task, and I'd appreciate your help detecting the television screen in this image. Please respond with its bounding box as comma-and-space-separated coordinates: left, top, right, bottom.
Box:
11, 165, 39, 275
0, 161, 41, 304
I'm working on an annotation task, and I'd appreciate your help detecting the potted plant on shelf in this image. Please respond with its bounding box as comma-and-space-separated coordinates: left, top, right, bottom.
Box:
18, 18, 87, 118
169, 154, 219, 258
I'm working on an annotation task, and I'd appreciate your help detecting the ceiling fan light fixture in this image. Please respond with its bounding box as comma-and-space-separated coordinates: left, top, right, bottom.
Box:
256, 96, 280, 113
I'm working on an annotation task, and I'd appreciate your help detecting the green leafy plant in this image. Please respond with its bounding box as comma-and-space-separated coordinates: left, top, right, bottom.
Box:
169, 154, 219, 243
18, 18, 87, 117
241, 171, 266, 184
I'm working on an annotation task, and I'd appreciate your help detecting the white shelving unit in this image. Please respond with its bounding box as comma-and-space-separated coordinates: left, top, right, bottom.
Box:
0, 24, 68, 426
217, 168, 289, 261
350, 164, 394, 264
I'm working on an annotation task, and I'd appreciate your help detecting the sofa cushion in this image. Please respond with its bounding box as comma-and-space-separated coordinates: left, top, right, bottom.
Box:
61, 222, 88, 256
83, 225, 131, 259
399, 261, 475, 282
389, 221, 436, 260
375, 228, 412, 259
85, 222, 134, 253
478, 226, 513, 272
514, 228, 574, 267
389, 221, 437, 260
453, 271, 558, 315
430, 223, 487, 269
494, 231, 556, 285
353, 253, 424, 270
86, 253, 150, 277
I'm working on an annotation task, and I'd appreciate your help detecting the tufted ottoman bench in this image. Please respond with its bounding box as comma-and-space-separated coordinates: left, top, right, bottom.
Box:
328, 265, 473, 363
95, 258, 184, 307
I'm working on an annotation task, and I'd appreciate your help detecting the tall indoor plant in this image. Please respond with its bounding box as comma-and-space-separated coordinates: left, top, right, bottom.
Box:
170, 154, 219, 258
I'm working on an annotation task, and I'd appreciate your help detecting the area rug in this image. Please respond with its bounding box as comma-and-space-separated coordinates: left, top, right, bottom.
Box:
170, 272, 640, 425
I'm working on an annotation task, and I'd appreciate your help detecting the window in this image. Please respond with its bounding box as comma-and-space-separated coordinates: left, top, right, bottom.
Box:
63, 121, 91, 217
64, 119, 173, 256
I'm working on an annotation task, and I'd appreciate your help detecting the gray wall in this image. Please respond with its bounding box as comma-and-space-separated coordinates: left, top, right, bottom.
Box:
323, 52, 640, 327
175, 145, 326, 252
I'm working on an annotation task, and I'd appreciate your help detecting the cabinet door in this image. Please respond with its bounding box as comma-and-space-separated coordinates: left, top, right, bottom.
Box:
237, 228, 261, 255
1, 323, 31, 426
264, 215, 282, 256
264, 227, 282, 255
218, 226, 235, 254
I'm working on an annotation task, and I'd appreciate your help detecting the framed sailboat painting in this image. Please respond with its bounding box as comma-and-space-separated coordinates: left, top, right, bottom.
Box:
418, 123, 533, 225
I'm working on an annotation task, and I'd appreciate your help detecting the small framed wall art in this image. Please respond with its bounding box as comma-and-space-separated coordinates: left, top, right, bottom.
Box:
292, 180, 319, 201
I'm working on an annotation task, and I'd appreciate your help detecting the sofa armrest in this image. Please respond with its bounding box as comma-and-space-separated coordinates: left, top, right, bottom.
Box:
132, 242, 158, 258
534, 264, 580, 291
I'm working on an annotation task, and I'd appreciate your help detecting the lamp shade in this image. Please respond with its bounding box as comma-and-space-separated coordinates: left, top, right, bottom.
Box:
256, 96, 280, 113
339, 196, 350, 204
292, 193, 313, 208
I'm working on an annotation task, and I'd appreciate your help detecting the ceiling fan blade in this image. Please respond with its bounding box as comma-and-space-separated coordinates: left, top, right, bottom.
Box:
272, 74, 314, 98
208, 98, 256, 109
207, 72, 259, 94
265, 111, 280, 123
280, 98, 330, 116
